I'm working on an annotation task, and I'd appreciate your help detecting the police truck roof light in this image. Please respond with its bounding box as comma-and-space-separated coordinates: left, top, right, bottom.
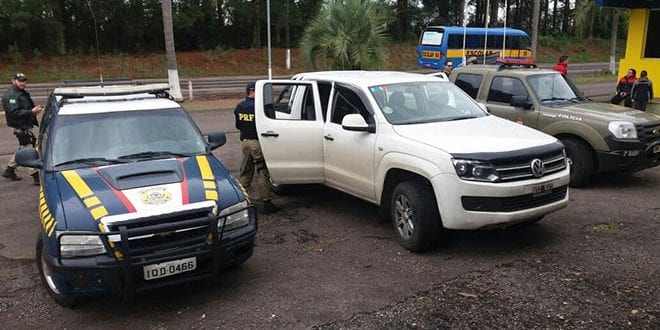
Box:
53, 83, 171, 98
496, 57, 537, 67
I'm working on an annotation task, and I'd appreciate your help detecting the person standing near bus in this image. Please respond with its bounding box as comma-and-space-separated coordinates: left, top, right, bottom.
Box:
443, 60, 454, 77
554, 55, 568, 76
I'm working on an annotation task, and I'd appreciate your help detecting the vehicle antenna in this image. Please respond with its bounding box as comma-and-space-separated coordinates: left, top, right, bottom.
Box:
87, 1, 104, 86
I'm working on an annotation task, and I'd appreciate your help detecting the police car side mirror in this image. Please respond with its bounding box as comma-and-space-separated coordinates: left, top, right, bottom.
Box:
15, 148, 43, 169
207, 131, 227, 150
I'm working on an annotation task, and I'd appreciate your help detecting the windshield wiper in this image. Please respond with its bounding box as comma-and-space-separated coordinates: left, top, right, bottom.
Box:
118, 151, 194, 160
540, 97, 570, 102
55, 157, 126, 167
446, 115, 479, 121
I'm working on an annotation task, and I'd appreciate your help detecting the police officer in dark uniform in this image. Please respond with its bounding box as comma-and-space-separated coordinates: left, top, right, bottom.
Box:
234, 81, 279, 213
2, 72, 42, 185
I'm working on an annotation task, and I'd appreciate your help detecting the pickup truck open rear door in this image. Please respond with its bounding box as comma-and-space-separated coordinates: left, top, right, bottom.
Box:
254, 80, 325, 184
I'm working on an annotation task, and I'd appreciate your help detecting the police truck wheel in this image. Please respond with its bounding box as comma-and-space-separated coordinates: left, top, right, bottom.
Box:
561, 137, 594, 187
390, 180, 442, 252
37, 236, 77, 307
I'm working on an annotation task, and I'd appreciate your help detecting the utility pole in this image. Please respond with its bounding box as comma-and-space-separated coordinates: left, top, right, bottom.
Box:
609, 10, 619, 75
531, 0, 540, 58
161, 0, 183, 101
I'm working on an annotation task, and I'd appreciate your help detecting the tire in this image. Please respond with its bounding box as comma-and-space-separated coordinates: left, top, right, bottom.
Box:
269, 179, 289, 196
390, 180, 442, 252
561, 137, 594, 187
36, 236, 77, 307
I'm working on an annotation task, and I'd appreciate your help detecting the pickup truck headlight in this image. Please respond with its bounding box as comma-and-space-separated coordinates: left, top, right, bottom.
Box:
608, 121, 637, 139
219, 201, 252, 231
452, 159, 500, 182
59, 234, 106, 258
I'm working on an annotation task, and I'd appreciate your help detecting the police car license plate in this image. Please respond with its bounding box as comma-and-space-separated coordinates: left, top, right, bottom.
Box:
653, 145, 660, 154
144, 257, 196, 280
531, 182, 554, 197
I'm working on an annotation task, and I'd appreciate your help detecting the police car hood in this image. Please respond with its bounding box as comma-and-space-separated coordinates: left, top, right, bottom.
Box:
556, 101, 660, 124
53, 156, 242, 230
392, 115, 558, 154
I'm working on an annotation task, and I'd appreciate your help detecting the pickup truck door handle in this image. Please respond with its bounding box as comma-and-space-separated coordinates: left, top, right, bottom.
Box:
324, 134, 334, 141
261, 131, 279, 137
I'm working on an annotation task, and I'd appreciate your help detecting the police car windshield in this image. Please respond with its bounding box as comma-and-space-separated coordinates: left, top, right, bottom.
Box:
50, 108, 206, 168
369, 81, 487, 125
527, 73, 580, 103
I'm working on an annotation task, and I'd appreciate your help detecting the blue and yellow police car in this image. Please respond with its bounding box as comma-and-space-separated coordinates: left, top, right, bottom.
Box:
15, 84, 256, 306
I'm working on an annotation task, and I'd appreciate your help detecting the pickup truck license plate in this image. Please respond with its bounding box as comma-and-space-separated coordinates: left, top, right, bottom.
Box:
653, 145, 660, 154
532, 182, 554, 197
144, 257, 196, 280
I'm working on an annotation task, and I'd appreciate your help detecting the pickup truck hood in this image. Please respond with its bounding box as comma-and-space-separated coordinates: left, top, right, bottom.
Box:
553, 102, 660, 124
392, 115, 558, 154
53, 156, 241, 230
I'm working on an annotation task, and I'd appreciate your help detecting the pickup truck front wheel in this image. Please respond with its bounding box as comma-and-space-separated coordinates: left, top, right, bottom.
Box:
37, 236, 77, 307
561, 137, 594, 187
391, 181, 441, 252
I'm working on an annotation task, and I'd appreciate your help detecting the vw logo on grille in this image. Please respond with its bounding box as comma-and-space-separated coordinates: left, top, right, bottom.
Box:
530, 158, 545, 177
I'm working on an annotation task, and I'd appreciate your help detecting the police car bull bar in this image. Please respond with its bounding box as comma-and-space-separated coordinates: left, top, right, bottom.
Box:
52, 203, 255, 296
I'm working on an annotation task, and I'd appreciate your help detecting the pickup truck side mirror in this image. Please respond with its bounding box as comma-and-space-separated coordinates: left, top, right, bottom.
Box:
510, 96, 533, 110
207, 131, 227, 150
15, 148, 43, 169
341, 114, 375, 133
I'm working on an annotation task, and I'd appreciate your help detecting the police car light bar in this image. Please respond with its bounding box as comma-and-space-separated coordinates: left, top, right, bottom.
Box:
54, 83, 171, 98
496, 57, 537, 67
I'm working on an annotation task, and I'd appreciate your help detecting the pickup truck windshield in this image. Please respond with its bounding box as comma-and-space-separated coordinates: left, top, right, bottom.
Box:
527, 73, 580, 103
370, 81, 487, 124
50, 108, 207, 168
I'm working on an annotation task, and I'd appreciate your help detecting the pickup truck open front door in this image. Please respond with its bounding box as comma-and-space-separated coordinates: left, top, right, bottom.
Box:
255, 80, 325, 184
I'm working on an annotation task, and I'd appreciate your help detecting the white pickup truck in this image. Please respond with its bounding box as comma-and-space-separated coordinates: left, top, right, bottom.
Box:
255, 71, 570, 252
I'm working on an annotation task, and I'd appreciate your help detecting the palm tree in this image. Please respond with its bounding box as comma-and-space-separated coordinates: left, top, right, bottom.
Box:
161, 0, 183, 101
300, 0, 392, 70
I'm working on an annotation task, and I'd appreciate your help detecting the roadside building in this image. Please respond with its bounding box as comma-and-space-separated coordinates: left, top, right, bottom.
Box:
596, 0, 659, 101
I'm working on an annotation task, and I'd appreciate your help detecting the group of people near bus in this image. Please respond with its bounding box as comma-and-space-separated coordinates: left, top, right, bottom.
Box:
554, 55, 654, 111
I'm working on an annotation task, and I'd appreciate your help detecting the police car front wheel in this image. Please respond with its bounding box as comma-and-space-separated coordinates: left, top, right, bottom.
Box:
37, 236, 78, 307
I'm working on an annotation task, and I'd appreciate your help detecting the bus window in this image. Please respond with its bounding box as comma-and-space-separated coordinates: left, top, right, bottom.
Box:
420, 30, 443, 46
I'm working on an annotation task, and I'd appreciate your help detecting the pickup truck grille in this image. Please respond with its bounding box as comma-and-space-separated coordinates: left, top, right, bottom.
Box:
493, 150, 567, 182
104, 207, 215, 261
462, 186, 568, 212
636, 123, 660, 144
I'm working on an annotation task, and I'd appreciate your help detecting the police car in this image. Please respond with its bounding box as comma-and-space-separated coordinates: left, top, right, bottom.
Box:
15, 84, 256, 306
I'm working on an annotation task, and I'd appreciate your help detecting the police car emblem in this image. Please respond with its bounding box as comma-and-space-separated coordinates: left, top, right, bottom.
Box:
139, 187, 172, 205
530, 159, 545, 177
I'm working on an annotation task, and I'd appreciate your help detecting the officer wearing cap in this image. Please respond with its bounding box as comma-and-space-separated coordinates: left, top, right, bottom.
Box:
234, 81, 279, 214
2, 72, 42, 185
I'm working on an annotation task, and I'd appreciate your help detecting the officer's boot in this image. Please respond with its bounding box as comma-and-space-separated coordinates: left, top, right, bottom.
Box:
2, 166, 21, 181
31, 172, 40, 186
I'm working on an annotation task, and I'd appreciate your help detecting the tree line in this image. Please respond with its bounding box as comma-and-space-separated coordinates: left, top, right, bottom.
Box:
0, 0, 627, 57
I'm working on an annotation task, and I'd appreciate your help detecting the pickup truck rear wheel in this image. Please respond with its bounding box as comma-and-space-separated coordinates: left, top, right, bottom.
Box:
391, 181, 441, 252
37, 236, 77, 307
561, 137, 594, 187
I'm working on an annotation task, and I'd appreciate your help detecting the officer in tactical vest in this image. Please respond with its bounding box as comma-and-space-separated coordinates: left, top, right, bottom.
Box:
234, 81, 279, 214
2, 72, 42, 185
